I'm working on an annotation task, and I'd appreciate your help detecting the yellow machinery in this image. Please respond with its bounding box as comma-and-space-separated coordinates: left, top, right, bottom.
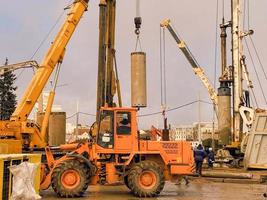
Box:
0, 0, 89, 152
160, 19, 218, 107
0, 154, 41, 199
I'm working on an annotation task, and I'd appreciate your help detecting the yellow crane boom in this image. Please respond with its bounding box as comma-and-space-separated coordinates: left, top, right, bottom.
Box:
160, 19, 218, 106
0, 0, 89, 151
12, 0, 89, 122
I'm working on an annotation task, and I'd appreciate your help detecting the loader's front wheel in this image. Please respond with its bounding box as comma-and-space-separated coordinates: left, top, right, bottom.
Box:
124, 175, 131, 189
128, 160, 165, 197
51, 159, 90, 198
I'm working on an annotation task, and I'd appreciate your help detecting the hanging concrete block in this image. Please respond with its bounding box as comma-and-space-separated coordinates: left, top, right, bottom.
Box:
131, 52, 147, 108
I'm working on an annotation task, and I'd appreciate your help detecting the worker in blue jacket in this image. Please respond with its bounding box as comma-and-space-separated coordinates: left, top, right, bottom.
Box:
194, 144, 207, 176
208, 147, 215, 168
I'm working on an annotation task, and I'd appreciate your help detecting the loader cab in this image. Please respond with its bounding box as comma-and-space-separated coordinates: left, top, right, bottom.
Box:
96, 107, 138, 152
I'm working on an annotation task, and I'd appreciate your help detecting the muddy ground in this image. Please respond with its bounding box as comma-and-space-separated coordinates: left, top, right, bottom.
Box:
41, 181, 267, 200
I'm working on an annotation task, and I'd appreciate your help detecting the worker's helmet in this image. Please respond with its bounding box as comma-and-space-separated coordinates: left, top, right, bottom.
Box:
122, 114, 128, 120
209, 147, 213, 151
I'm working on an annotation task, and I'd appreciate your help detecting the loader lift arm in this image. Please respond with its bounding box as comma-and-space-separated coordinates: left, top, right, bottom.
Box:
160, 19, 218, 106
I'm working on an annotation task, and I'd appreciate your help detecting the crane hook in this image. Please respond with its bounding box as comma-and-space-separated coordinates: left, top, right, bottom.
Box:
134, 17, 142, 35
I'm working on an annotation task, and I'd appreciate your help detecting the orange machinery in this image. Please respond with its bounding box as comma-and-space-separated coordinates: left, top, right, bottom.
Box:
0, 1, 194, 197
40, 106, 194, 198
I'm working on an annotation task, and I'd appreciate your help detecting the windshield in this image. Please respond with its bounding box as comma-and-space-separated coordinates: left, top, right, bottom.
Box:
97, 110, 114, 148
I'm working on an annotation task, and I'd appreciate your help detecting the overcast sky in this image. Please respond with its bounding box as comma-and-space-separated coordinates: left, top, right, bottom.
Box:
0, 0, 266, 129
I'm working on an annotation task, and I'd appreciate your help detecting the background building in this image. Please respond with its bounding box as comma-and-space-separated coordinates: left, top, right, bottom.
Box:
170, 122, 218, 142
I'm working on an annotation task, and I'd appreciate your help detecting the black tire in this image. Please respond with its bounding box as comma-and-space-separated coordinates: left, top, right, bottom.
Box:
128, 160, 165, 197
51, 159, 90, 198
124, 175, 131, 189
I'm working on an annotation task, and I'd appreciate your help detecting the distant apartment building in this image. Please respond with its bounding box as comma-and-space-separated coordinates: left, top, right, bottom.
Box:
171, 122, 218, 141
170, 125, 194, 141
193, 122, 219, 141
66, 123, 91, 143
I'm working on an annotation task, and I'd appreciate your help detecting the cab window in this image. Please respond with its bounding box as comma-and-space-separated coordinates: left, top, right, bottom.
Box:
116, 112, 131, 135
97, 110, 114, 148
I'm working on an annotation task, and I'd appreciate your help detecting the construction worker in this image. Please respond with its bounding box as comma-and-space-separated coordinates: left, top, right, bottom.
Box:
117, 113, 131, 134
194, 144, 207, 176
208, 147, 215, 169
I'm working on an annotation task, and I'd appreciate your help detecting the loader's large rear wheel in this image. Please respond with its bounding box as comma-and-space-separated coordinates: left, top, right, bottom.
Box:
51, 160, 90, 198
128, 160, 165, 197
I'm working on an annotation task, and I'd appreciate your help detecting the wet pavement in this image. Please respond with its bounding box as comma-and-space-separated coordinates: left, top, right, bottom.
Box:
41, 181, 267, 200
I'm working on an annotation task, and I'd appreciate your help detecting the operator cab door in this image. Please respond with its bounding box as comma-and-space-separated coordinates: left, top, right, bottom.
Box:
97, 110, 114, 149
115, 111, 132, 152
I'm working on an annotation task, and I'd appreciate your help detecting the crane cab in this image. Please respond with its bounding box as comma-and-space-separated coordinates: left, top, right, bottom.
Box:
96, 107, 139, 153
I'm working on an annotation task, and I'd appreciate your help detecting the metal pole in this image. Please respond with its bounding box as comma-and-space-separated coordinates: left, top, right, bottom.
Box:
76, 100, 79, 140
232, 0, 243, 142
198, 92, 201, 143
105, 0, 116, 107
96, 0, 107, 121
218, 19, 232, 146
212, 106, 215, 150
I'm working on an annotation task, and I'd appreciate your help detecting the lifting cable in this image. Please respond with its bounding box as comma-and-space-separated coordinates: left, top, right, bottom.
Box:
222, 0, 225, 19
134, 0, 142, 51
135, 36, 143, 52
244, 39, 267, 105
159, 26, 167, 111
242, 0, 258, 107
249, 36, 267, 79
212, 0, 219, 122
245, 0, 267, 79
17, 0, 72, 79
243, 0, 267, 105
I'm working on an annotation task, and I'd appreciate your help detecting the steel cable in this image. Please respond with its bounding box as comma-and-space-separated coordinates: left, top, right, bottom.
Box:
67, 112, 95, 119
213, 0, 219, 122
244, 38, 267, 105
17, 1, 72, 79
248, 35, 267, 79
138, 100, 199, 117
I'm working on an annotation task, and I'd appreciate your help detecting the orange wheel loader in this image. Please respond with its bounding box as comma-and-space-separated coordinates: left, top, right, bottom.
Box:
40, 106, 194, 198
